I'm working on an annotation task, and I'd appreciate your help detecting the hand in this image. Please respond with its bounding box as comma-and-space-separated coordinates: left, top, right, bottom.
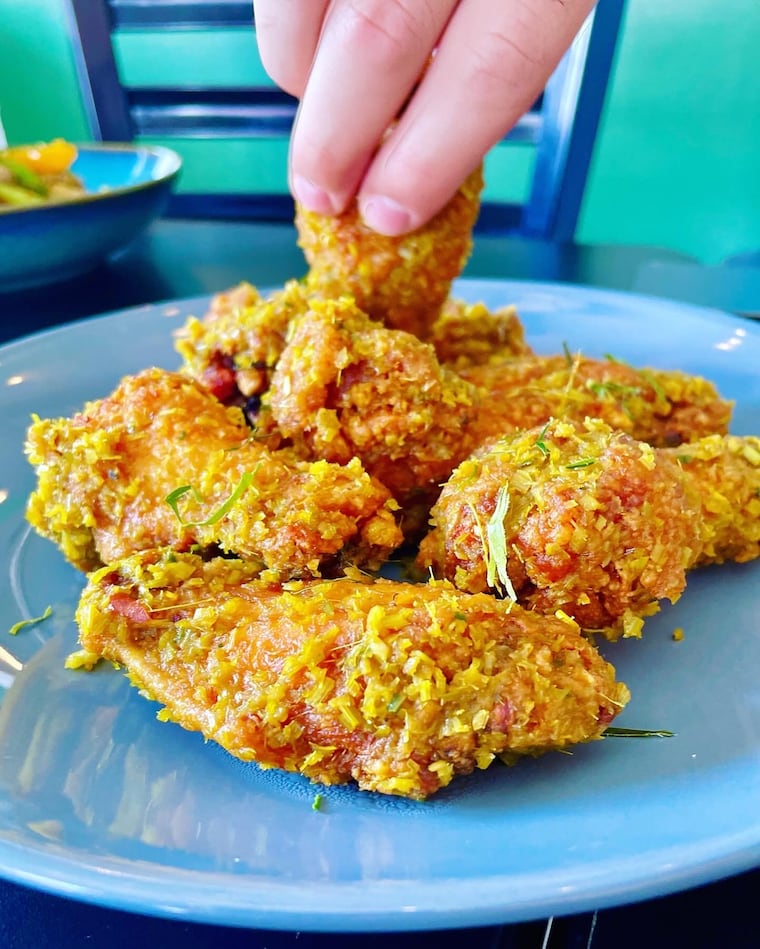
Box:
253, 0, 596, 235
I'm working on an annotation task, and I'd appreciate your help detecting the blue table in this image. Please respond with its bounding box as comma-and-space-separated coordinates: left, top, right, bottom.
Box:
0, 220, 757, 948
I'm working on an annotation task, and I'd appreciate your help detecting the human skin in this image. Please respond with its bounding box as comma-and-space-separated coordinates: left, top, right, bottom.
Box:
252, 0, 597, 235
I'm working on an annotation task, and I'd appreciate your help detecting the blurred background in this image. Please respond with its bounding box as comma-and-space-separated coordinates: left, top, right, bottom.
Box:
0, 0, 758, 265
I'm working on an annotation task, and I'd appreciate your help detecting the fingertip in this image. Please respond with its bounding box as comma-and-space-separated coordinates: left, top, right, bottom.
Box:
291, 174, 341, 216
358, 194, 415, 236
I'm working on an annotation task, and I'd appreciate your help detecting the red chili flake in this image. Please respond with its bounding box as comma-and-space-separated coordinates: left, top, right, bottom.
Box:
109, 592, 151, 624
597, 704, 616, 726
202, 353, 238, 402
488, 699, 514, 733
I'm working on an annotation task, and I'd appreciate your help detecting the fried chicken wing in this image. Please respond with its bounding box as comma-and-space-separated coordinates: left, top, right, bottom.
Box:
664, 433, 760, 565
296, 166, 484, 339
418, 418, 703, 639
175, 279, 312, 413
464, 354, 733, 448
266, 296, 482, 533
25, 368, 402, 576
429, 297, 534, 369
419, 419, 760, 639
74, 549, 629, 799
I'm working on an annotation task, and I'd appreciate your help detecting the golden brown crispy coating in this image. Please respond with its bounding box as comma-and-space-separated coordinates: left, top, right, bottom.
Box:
665, 434, 760, 565
175, 279, 312, 408
463, 353, 733, 448
296, 166, 484, 339
418, 418, 703, 639
74, 549, 629, 799
25, 368, 402, 576
266, 297, 481, 533
429, 297, 534, 369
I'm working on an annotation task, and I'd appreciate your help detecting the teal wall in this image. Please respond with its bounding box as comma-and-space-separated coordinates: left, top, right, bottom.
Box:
1, 0, 758, 264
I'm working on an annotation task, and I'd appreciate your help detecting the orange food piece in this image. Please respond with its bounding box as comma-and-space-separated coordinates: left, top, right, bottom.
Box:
24, 367, 402, 577
5, 138, 78, 175
75, 549, 629, 799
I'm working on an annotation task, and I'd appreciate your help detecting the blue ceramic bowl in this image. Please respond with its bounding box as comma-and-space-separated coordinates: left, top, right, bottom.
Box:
0, 143, 182, 292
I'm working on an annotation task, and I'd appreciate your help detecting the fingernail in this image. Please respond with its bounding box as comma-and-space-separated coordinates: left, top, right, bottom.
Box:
292, 174, 337, 215
359, 195, 413, 236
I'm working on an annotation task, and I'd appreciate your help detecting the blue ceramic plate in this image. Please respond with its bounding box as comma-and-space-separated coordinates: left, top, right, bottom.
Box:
0, 143, 181, 292
0, 280, 758, 932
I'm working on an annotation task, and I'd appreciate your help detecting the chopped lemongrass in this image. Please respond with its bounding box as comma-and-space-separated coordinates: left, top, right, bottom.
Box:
165, 471, 254, 528
485, 486, 518, 602
9, 605, 52, 635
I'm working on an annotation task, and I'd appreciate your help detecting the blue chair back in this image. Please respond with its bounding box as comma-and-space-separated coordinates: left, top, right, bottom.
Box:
66, 0, 625, 239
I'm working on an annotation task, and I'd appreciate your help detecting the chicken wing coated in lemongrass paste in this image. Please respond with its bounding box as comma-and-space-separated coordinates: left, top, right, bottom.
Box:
295, 165, 484, 340
72, 549, 629, 800
265, 296, 483, 536
417, 418, 704, 640
463, 352, 733, 449
662, 433, 760, 565
174, 278, 313, 415
25, 367, 402, 577
418, 418, 760, 640
427, 297, 534, 369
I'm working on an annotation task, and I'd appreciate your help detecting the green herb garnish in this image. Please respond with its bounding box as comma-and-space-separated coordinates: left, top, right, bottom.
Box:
534, 422, 550, 457
604, 354, 667, 402
387, 693, 404, 713
604, 726, 675, 738
587, 380, 641, 401
566, 458, 596, 470
9, 605, 52, 636
312, 793, 324, 811
165, 471, 254, 528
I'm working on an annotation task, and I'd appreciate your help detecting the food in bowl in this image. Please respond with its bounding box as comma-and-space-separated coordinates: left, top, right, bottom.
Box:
0, 138, 85, 210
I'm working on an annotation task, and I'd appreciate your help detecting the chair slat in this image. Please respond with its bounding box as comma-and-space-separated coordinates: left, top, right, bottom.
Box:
110, 0, 253, 29
128, 88, 297, 138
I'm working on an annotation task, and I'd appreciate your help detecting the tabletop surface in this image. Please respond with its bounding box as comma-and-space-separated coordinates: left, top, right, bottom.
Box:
0, 218, 757, 949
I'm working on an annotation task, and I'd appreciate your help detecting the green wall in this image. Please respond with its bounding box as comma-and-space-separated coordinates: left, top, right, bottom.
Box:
1, 0, 758, 264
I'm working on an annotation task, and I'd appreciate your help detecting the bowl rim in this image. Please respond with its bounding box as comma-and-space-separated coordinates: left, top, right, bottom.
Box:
0, 142, 182, 217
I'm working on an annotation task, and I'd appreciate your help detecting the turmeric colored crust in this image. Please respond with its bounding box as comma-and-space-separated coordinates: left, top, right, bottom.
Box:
296, 166, 484, 339
429, 298, 534, 369
418, 418, 702, 639
266, 297, 482, 532
25, 367, 402, 576
75, 549, 629, 799
463, 354, 734, 448
666, 433, 760, 565
175, 279, 312, 407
